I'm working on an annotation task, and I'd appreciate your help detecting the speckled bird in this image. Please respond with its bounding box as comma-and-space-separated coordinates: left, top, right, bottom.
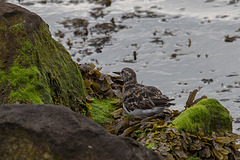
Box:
115, 67, 174, 116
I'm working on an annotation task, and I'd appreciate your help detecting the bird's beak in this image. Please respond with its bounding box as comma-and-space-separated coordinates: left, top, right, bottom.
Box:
113, 71, 123, 83
113, 72, 121, 75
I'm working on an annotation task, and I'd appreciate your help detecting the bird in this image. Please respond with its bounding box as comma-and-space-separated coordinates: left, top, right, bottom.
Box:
114, 67, 174, 116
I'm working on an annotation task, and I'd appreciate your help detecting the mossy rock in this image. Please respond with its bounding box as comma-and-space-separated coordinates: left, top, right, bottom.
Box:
0, 3, 86, 112
172, 98, 232, 135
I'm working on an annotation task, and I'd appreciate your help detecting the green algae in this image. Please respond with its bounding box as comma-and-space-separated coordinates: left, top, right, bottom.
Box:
29, 22, 86, 108
21, 41, 33, 53
146, 142, 158, 150
0, 10, 86, 113
89, 98, 118, 125
0, 70, 6, 85
9, 62, 44, 104
10, 23, 24, 34
0, 25, 7, 31
172, 98, 232, 135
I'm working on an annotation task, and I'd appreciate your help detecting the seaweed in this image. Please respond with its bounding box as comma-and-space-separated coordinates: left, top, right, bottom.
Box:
105, 90, 240, 159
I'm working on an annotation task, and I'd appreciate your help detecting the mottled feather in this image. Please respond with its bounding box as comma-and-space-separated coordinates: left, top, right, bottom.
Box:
120, 68, 174, 115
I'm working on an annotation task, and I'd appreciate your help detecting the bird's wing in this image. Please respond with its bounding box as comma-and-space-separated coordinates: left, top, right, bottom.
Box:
144, 86, 175, 106
123, 85, 155, 111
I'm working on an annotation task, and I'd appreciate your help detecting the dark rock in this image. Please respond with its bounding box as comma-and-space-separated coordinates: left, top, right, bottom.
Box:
0, 104, 164, 160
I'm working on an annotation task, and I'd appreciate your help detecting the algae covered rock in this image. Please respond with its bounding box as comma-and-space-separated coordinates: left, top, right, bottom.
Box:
0, 2, 86, 112
0, 104, 164, 160
172, 98, 232, 135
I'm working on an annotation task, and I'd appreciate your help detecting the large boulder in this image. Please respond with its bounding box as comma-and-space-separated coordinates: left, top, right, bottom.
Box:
0, 2, 85, 112
172, 98, 232, 135
0, 104, 164, 160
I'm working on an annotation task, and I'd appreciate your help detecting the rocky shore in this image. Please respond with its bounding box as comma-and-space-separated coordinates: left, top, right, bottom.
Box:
0, 2, 239, 160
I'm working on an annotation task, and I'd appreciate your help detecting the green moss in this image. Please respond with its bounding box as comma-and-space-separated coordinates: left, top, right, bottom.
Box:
89, 98, 118, 125
0, 25, 7, 31
21, 41, 33, 53
172, 103, 210, 134
10, 23, 24, 34
9, 62, 45, 104
146, 142, 157, 150
18, 40, 35, 67
0, 70, 6, 85
0, 15, 86, 112
172, 99, 232, 135
30, 22, 86, 106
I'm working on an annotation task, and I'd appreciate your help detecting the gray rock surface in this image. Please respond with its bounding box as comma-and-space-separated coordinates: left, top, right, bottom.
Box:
0, 104, 164, 160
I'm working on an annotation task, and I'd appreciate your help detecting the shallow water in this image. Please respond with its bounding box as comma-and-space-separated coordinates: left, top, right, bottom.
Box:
7, 0, 240, 134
